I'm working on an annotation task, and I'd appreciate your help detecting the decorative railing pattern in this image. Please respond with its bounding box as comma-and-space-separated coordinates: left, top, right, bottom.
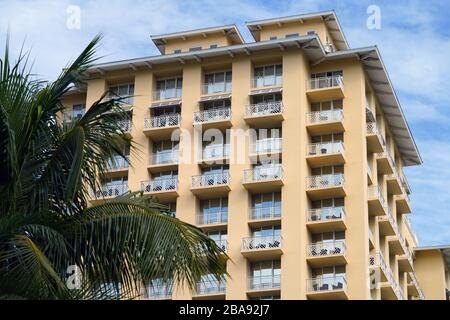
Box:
214, 239, 228, 252
193, 107, 231, 124
191, 172, 230, 188
307, 207, 345, 222
251, 138, 282, 154
307, 110, 343, 124
306, 240, 346, 257
118, 119, 132, 132
307, 142, 344, 156
306, 173, 344, 189
369, 252, 404, 300
144, 114, 181, 129
307, 75, 344, 90
366, 122, 386, 146
408, 272, 425, 300
307, 275, 347, 293
248, 275, 281, 290
250, 206, 281, 220
91, 184, 128, 198
241, 235, 282, 251
140, 178, 178, 193
243, 165, 283, 183
245, 101, 283, 117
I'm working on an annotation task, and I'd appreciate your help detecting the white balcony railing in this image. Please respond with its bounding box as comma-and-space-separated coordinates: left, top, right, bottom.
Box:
306, 173, 344, 189
251, 75, 282, 88
214, 239, 228, 252
243, 165, 283, 183
202, 144, 230, 160
193, 107, 231, 124
91, 183, 128, 198
307, 141, 344, 156
409, 272, 425, 300
150, 150, 179, 165
106, 155, 129, 171
366, 122, 386, 146
196, 211, 228, 225
404, 216, 419, 245
307, 207, 345, 222
245, 101, 283, 117
368, 186, 387, 208
307, 275, 347, 292
248, 275, 281, 290
153, 88, 182, 101
307, 75, 343, 90
249, 206, 281, 220
145, 284, 173, 300
307, 240, 346, 257
241, 235, 282, 251
118, 119, 132, 132
307, 110, 343, 124
191, 172, 230, 188
369, 252, 404, 300
251, 138, 282, 154
202, 82, 232, 95
144, 114, 181, 129
140, 178, 178, 193
196, 279, 226, 295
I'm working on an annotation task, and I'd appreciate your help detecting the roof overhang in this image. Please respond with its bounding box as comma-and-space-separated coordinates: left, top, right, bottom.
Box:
246, 10, 349, 51
325, 46, 422, 166
415, 245, 450, 270
150, 24, 245, 54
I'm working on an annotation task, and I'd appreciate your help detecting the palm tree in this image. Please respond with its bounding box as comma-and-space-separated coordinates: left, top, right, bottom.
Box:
0, 35, 228, 299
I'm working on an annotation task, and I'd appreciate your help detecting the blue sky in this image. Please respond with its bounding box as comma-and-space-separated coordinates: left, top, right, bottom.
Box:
1, 0, 449, 246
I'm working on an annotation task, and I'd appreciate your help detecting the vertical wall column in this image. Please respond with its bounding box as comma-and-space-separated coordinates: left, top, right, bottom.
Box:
281, 50, 309, 299
85, 78, 107, 110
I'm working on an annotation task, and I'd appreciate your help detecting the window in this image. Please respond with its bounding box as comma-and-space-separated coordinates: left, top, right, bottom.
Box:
173, 49, 181, 54
252, 93, 282, 105
210, 44, 218, 49
155, 77, 183, 100
201, 99, 231, 111
72, 104, 85, 119
310, 99, 343, 112
152, 140, 179, 164
200, 198, 228, 224
250, 260, 281, 289
269, 36, 277, 40
189, 46, 202, 52
311, 165, 344, 176
253, 64, 282, 87
285, 33, 299, 38
145, 278, 172, 298
252, 225, 281, 238
310, 71, 343, 89
312, 231, 345, 244
311, 133, 344, 144
109, 83, 134, 105
251, 192, 281, 219
204, 70, 232, 94
311, 70, 343, 79
166, 202, 177, 217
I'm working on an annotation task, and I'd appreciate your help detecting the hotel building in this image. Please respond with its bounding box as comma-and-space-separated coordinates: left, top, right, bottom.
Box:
61, 11, 449, 300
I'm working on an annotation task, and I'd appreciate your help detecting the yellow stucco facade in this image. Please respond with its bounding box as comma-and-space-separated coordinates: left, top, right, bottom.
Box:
61, 11, 448, 300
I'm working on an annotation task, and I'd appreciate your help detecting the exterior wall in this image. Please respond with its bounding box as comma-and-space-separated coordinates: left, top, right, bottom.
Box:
415, 250, 447, 300
164, 33, 234, 54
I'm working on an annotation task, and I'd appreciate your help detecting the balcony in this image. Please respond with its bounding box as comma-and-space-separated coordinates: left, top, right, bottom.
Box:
196, 211, 228, 229
375, 147, 395, 175
118, 119, 132, 138
306, 142, 345, 167
199, 144, 230, 166
306, 275, 347, 300
90, 183, 128, 202
143, 114, 181, 140
306, 173, 345, 200
193, 279, 226, 300
369, 252, 404, 300
395, 193, 411, 214
306, 110, 344, 135
244, 102, 284, 127
214, 239, 228, 253
248, 206, 281, 228
306, 240, 347, 267
251, 75, 282, 89
191, 172, 230, 199
366, 122, 385, 153
63, 110, 85, 123
147, 151, 179, 173
367, 186, 388, 216
202, 82, 232, 96
386, 169, 403, 195
407, 272, 425, 300
144, 284, 172, 300
306, 76, 344, 102
369, 227, 375, 249
140, 178, 179, 202
105, 156, 129, 176
306, 207, 346, 232
193, 107, 231, 130
241, 235, 283, 260
249, 138, 282, 162
243, 165, 283, 193
247, 275, 281, 297
376, 205, 396, 237
153, 88, 182, 102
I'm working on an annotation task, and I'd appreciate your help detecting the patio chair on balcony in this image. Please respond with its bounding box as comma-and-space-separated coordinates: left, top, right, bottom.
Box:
332, 282, 343, 290
319, 283, 329, 291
